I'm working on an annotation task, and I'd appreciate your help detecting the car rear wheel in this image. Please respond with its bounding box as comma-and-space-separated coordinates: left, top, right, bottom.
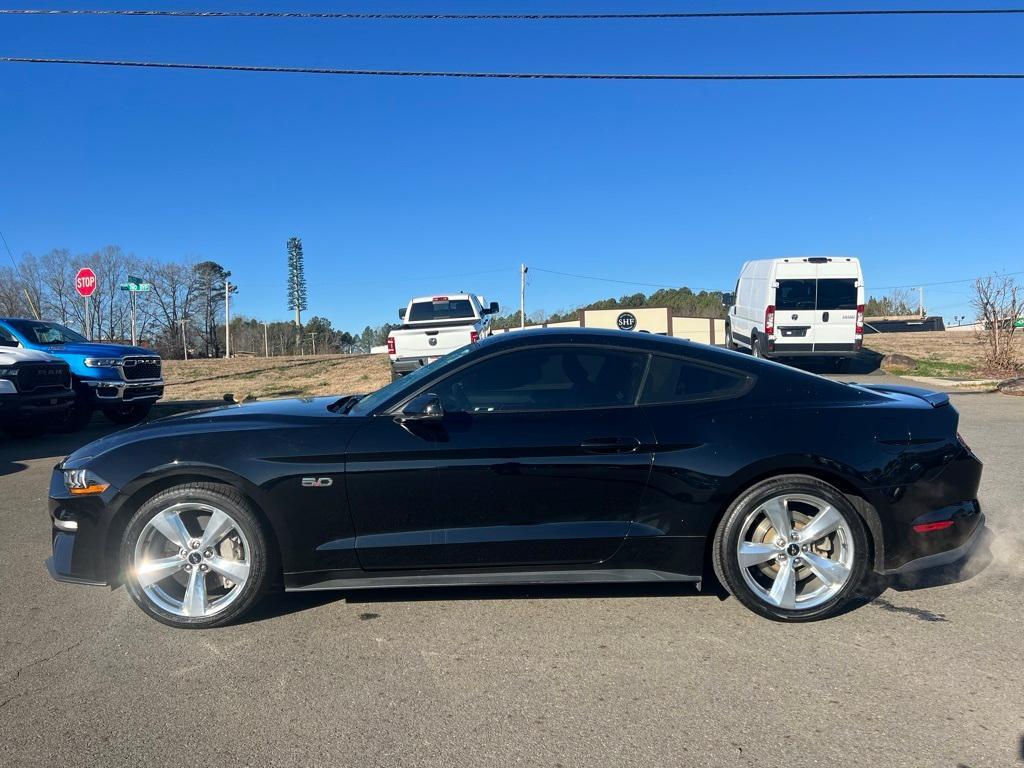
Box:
103, 402, 153, 424
725, 324, 737, 350
751, 333, 764, 358
121, 483, 269, 628
51, 390, 93, 433
713, 475, 869, 621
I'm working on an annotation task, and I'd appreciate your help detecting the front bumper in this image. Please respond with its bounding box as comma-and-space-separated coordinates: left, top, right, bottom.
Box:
84, 378, 164, 403
0, 389, 76, 423
47, 467, 117, 585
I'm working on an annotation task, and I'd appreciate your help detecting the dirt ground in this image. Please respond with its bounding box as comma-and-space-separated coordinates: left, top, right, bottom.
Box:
865, 331, 1023, 375
162, 353, 393, 402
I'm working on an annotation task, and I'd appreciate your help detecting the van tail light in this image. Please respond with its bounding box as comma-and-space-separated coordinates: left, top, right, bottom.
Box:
470, 330, 480, 344
386, 336, 396, 355
764, 305, 775, 336
855, 304, 865, 336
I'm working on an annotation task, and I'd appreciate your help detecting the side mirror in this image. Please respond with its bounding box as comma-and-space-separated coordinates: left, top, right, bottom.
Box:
398, 308, 407, 320
721, 292, 735, 307
487, 302, 500, 315
396, 393, 444, 423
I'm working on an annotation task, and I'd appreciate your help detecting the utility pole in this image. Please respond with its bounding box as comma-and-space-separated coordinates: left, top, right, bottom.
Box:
129, 289, 137, 347
224, 279, 232, 358
309, 331, 318, 356
263, 322, 269, 357
520, 263, 528, 329
179, 319, 189, 361
919, 286, 925, 318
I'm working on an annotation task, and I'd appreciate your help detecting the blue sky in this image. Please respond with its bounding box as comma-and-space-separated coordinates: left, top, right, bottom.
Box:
1, 0, 1022, 329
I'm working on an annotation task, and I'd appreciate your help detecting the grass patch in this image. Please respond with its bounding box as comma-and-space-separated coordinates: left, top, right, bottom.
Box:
891, 359, 979, 378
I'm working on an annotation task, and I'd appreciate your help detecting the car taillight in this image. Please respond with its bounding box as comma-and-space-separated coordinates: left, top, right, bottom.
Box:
913, 520, 955, 533
855, 304, 864, 336
470, 330, 479, 343
386, 336, 396, 355
764, 305, 775, 336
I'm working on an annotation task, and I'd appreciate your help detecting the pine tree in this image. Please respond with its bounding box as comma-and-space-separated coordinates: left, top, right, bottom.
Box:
286, 237, 308, 326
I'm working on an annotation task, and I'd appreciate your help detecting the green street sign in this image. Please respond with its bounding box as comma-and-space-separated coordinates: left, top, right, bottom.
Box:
1015, 318, 1024, 328
119, 282, 152, 292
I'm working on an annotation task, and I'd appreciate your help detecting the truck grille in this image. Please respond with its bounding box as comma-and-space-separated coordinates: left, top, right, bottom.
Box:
17, 363, 71, 392
121, 357, 161, 381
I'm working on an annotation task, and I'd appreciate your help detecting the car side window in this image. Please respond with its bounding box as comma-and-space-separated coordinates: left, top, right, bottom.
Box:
0, 325, 18, 346
434, 347, 648, 413
639, 355, 750, 405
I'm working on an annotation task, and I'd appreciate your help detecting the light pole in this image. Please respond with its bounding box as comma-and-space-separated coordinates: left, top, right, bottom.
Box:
179, 318, 189, 361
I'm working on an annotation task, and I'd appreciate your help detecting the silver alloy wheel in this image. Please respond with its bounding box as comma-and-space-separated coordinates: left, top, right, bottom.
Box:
735, 493, 854, 611
132, 502, 251, 618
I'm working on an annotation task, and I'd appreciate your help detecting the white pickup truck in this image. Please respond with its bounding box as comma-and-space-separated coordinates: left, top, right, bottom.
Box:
387, 293, 500, 375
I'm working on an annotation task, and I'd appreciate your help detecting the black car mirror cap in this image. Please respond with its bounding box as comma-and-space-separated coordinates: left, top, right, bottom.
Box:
396, 393, 444, 423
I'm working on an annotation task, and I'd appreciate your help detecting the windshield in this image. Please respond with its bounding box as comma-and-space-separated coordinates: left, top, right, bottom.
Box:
406, 298, 476, 323
7, 320, 88, 345
349, 343, 476, 416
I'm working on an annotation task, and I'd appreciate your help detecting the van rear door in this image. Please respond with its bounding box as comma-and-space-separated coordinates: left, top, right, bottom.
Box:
773, 261, 818, 351
812, 273, 859, 351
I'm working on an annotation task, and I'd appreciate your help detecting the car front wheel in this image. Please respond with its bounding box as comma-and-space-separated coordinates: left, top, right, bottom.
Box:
712, 475, 869, 621
120, 483, 270, 628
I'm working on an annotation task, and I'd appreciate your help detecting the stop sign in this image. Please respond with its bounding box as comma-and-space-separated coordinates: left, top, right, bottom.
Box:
75, 267, 97, 298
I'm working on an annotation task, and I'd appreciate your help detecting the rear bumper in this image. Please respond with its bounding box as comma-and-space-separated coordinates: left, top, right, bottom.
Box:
84, 379, 164, 403
882, 513, 985, 575
766, 341, 861, 357
390, 357, 427, 374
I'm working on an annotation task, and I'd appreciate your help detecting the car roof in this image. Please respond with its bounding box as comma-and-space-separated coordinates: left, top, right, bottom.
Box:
480, 327, 738, 363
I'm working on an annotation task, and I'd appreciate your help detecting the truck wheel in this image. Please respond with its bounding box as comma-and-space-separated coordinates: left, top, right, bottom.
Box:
751, 333, 764, 358
52, 391, 94, 433
103, 402, 153, 425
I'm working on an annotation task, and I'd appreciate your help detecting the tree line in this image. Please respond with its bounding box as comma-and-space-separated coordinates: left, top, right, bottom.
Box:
490, 286, 730, 329
0, 246, 397, 359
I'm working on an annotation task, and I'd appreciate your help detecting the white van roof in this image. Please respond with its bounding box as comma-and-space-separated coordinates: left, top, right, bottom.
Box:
740, 257, 862, 280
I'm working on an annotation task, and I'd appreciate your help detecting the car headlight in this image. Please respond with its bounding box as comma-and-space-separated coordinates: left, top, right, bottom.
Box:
84, 358, 121, 368
0, 379, 16, 394
63, 468, 110, 495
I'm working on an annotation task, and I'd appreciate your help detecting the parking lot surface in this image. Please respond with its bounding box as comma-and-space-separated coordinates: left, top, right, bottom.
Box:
1, 380, 1022, 768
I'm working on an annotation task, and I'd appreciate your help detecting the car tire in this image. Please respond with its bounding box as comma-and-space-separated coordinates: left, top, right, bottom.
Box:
750, 332, 764, 358
51, 390, 94, 433
725, 324, 737, 351
103, 402, 153, 425
120, 482, 270, 629
712, 475, 869, 622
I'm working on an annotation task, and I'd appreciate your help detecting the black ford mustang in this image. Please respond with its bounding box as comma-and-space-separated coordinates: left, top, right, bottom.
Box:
48, 328, 984, 628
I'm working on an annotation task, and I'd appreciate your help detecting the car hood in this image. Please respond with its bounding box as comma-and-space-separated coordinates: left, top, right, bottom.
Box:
33, 341, 156, 358
0, 347, 63, 365
62, 395, 354, 467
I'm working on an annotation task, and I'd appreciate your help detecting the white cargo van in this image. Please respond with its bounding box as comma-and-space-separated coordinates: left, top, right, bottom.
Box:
724, 257, 864, 366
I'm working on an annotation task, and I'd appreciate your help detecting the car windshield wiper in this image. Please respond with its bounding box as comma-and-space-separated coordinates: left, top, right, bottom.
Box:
327, 394, 363, 414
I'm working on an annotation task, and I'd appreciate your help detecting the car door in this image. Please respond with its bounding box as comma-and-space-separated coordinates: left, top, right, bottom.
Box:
812, 274, 859, 351
349, 344, 655, 570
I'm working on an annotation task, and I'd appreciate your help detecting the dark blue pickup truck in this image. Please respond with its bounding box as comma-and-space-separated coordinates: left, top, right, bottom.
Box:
0, 318, 164, 430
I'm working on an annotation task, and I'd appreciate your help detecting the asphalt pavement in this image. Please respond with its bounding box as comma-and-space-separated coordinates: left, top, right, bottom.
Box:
1, 376, 1022, 768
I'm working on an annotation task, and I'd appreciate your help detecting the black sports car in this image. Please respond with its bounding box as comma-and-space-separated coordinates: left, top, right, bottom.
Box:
48, 328, 984, 628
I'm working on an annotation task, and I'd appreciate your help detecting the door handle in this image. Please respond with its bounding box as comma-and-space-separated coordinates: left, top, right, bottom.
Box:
580, 437, 641, 454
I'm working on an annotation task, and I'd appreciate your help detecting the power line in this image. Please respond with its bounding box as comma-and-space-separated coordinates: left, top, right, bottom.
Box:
3, 57, 1023, 80
868, 270, 1024, 291
2, 7, 1024, 20
530, 267, 695, 290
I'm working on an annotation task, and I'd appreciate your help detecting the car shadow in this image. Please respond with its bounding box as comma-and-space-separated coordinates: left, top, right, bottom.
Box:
244, 528, 997, 626
240, 580, 720, 625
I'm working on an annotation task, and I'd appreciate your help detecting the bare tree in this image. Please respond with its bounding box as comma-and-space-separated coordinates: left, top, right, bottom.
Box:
971, 275, 1021, 372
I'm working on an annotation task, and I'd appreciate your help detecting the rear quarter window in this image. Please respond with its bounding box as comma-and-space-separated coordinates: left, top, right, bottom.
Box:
639, 355, 752, 405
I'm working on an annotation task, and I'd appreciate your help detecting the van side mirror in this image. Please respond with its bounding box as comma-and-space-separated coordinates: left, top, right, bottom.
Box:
396, 393, 444, 423
398, 308, 407, 320
722, 292, 735, 307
